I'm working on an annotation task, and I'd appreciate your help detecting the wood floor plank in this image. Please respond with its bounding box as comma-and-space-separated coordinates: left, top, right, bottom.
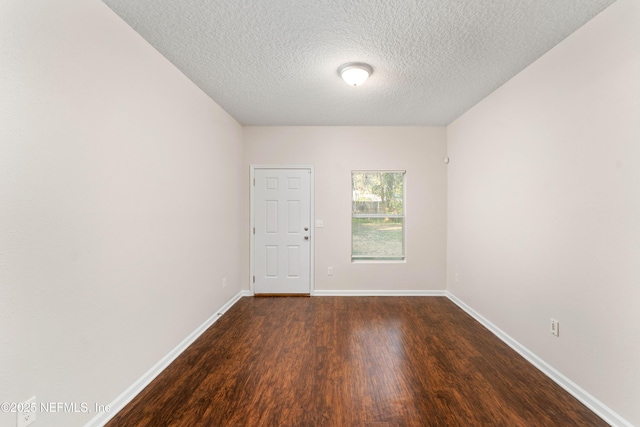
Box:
106, 297, 608, 427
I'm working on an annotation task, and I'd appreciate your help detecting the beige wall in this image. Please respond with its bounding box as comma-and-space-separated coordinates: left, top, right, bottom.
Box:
0, 1, 243, 425
242, 127, 447, 293
447, 0, 640, 424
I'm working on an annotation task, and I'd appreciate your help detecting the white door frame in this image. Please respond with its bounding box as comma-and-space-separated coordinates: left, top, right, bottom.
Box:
250, 165, 315, 295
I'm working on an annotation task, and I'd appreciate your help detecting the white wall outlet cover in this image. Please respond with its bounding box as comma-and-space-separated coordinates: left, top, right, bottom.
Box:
551, 319, 559, 337
315, 220, 324, 228
17, 396, 36, 427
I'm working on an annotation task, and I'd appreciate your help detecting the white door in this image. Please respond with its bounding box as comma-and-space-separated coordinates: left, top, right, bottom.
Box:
254, 168, 311, 294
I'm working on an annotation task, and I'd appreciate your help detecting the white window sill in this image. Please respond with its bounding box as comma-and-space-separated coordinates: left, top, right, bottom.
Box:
351, 259, 407, 264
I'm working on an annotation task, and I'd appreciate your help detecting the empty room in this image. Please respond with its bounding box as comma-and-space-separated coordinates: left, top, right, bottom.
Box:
1, 0, 638, 426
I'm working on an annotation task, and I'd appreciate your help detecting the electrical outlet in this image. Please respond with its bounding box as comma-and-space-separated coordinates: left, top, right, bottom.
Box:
17, 396, 36, 427
327, 267, 333, 276
222, 277, 227, 288
550, 319, 559, 337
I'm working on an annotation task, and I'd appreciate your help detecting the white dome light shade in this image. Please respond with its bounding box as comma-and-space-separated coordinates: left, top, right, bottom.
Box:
338, 63, 373, 86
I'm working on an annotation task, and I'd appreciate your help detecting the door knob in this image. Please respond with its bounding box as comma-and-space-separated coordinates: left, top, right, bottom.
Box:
304, 236, 309, 240
304, 227, 309, 231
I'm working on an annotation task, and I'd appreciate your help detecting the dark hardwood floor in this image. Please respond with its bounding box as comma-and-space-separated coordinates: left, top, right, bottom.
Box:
107, 297, 607, 426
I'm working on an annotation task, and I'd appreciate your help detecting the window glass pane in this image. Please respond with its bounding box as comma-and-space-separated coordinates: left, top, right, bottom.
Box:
352, 172, 404, 215
352, 217, 404, 259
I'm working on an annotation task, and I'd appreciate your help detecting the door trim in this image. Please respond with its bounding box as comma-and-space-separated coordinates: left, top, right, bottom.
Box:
250, 165, 315, 296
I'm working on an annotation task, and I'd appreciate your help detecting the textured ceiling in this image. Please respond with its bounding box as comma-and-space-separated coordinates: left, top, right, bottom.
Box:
101, 0, 616, 126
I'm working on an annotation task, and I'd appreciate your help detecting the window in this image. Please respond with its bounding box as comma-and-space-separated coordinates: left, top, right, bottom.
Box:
351, 171, 405, 261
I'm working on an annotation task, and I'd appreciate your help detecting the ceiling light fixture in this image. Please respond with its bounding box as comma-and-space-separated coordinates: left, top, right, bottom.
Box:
338, 62, 373, 87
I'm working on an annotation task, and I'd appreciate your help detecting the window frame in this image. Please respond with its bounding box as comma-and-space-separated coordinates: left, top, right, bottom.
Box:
351, 170, 406, 262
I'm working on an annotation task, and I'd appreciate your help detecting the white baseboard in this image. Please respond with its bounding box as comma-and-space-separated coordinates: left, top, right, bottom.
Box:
313, 289, 447, 297
446, 292, 632, 427
84, 290, 251, 427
